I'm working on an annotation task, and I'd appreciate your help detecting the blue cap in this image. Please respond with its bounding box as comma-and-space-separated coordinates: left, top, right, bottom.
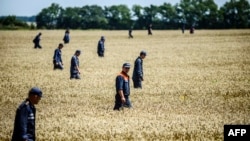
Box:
123, 63, 130, 68
75, 50, 81, 54
29, 87, 43, 97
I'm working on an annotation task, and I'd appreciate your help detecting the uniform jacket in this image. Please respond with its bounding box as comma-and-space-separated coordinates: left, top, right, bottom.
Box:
97, 40, 105, 54
33, 35, 40, 44
63, 33, 70, 43
53, 48, 62, 64
132, 57, 143, 81
70, 55, 79, 74
116, 71, 130, 96
12, 99, 36, 141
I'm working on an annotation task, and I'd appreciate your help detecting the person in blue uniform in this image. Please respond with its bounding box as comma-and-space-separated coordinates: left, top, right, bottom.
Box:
53, 43, 64, 70
97, 36, 105, 57
114, 63, 132, 110
70, 50, 81, 79
147, 24, 152, 35
128, 28, 133, 38
63, 29, 70, 44
11, 87, 43, 141
33, 32, 42, 49
132, 50, 147, 88
190, 24, 195, 34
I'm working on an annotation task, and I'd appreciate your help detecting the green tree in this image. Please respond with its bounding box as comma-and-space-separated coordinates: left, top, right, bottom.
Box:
36, 3, 63, 29
132, 5, 145, 29
33, 1, 249, 29
220, 0, 250, 28
57, 7, 82, 29
143, 5, 161, 28
159, 3, 177, 29
197, 0, 219, 29
0, 15, 29, 29
105, 5, 132, 29
178, 0, 200, 28
80, 5, 108, 29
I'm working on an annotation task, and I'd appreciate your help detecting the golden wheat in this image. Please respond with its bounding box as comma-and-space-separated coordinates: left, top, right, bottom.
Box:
0, 29, 249, 141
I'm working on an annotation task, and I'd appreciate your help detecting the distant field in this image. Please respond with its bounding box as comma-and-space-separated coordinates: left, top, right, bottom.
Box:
0, 29, 250, 140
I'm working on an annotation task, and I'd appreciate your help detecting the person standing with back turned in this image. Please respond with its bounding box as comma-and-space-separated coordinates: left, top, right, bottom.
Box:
132, 50, 147, 88
11, 87, 43, 141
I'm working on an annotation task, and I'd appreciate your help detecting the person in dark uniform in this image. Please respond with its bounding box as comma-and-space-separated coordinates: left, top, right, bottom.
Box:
33, 32, 42, 49
147, 24, 152, 35
53, 43, 64, 70
63, 29, 70, 44
132, 50, 147, 88
97, 36, 105, 57
114, 63, 132, 110
11, 87, 43, 141
70, 50, 81, 79
182, 23, 185, 34
128, 28, 133, 38
190, 24, 195, 34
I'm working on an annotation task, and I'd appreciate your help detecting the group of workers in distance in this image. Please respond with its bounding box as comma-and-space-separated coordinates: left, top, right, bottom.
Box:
11, 29, 147, 141
51, 29, 82, 80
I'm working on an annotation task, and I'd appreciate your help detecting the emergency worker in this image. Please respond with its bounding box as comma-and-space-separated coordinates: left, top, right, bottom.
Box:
114, 63, 132, 110
147, 24, 152, 35
11, 87, 43, 141
53, 43, 64, 70
132, 50, 147, 88
70, 50, 81, 79
190, 24, 195, 34
63, 29, 70, 44
97, 36, 105, 57
33, 32, 42, 49
128, 28, 133, 38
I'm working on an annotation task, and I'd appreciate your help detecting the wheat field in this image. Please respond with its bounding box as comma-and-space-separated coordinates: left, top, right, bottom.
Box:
0, 29, 250, 141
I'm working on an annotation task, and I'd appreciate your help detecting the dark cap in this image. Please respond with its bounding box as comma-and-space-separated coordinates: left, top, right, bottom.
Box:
59, 43, 64, 47
101, 36, 105, 40
29, 87, 43, 97
140, 50, 147, 56
122, 62, 130, 68
75, 50, 81, 54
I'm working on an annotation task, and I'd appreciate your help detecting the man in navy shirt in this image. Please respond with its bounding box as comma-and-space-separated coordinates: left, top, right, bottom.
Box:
70, 50, 81, 79
114, 63, 132, 110
33, 32, 42, 49
53, 43, 64, 70
128, 28, 133, 38
12, 87, 43, 141
132, 50, 147, 88
97, 36, 105, 57
63, 29, 70, 44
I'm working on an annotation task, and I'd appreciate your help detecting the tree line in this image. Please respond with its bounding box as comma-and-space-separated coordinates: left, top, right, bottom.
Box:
1, 0, 250, 30
36, 0, 250, 29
